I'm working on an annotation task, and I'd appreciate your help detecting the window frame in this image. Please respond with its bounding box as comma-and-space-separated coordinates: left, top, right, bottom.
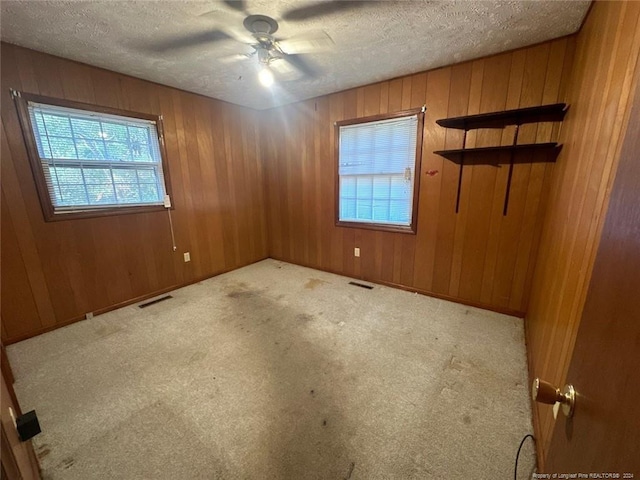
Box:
13, 91, 173, 222
334, 107, 425, 234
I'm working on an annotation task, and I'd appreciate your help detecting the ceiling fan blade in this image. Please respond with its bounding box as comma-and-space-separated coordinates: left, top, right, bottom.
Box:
282, 1, 373, 21
280, 54, 318, 79
277, 31, 334, 55
199, 9, 255, 44
270, 57, 302, 80
222, 0, 247, 13
218, 52, 254, 64
148, 30, 233, 53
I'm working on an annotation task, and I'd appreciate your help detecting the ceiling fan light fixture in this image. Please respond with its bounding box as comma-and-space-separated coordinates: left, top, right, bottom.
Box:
258, 67, 274, 87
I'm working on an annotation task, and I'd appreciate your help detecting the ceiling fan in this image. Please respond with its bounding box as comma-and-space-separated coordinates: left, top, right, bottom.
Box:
225, 13, 333, 86
149, 1, 376, 86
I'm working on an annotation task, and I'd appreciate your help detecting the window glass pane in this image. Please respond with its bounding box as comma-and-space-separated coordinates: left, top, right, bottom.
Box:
372, 199, 390, 221
86, 184, 117, 205
59, 185, 88, 206
54, 167, 84, 184
53, 186, 63, 205
341, 177, 356, 198
76, 139, 107, 160
105, 142, 132, 161
340, 197, 356, 220
34, 113, 53, 158
128, 126, 149, 144
132, 143, 152, 162
83, 168, 112, 184
356, 199, 372, 220
140, 184, 160, 202
115, 184, 141, 204
42, 113, 72, 137
49, 137, 78, 159
372, 177, 390, 199
112, 169, 137, 183
137, 169, 157, 184
356, 176, 373, 199
101, 123, 128, 142
390, 199, 411, 224
390, 176, 411, 199
70, 118, 102, 140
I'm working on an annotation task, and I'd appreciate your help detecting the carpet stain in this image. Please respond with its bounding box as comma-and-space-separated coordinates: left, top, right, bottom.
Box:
188, 351, 206, 363
227, 290, 258, 299
255, 317, 272, 326
94, 324, 122, 339
296, 313, 314, 323
344, 461, 356, 479
448, 355, 472, 372
322, 419, 327, 426
463, 415, 472, 425
37, 446, 51, 459
305, 278, 328, 290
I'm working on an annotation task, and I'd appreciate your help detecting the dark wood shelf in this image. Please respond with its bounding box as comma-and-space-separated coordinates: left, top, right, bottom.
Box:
436, 103, 568, 130
433, 143, 562, 165
434, 103, 568, 215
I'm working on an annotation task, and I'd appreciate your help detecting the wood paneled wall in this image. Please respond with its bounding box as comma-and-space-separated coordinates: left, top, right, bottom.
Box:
1, 43, 268, 344
525, 1, 640, 466
261, 37, 575, 316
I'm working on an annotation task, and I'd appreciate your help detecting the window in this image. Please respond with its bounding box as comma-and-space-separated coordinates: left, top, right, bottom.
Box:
336, 108, 424, 233
14, 91, 171, 221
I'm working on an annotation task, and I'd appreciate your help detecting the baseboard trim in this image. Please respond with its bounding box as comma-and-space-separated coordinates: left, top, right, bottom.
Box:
4, 256, 269, 345
269, 256, 526, 318
5, 254, 525, 345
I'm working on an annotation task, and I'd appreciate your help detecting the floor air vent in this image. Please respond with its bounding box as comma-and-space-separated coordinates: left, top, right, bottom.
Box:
348, 281, 374, 290
139, 295, 173, 308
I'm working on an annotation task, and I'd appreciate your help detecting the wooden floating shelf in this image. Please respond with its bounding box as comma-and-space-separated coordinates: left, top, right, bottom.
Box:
434, 102, 569, 215
433, 143, 562, 165
436, 103, 568, 130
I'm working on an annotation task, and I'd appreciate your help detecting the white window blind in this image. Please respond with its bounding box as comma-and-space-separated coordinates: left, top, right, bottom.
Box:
338, 114, 418, 226
27, 102, 167, 212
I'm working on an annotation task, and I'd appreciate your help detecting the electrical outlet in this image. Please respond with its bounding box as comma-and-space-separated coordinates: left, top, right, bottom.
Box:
354, 247, 360, 257
183, 252, 191, 262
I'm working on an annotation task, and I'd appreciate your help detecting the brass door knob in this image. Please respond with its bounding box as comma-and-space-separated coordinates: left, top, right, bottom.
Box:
532, 378, 576, 418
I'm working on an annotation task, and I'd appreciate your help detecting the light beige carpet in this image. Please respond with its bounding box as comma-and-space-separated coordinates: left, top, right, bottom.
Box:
8, 259, 536, 479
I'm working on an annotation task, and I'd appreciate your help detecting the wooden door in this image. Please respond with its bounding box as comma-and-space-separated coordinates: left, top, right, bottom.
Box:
1, 344, 41, 480
544, 70, 640, 474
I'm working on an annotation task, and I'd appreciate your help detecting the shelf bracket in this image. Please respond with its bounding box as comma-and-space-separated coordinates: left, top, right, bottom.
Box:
503, 124, 520, 216
455, 130, 468, 213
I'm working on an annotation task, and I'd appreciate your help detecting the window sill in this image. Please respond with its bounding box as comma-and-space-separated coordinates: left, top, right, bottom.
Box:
336, 220, 417, 235
43, 204, 169, 222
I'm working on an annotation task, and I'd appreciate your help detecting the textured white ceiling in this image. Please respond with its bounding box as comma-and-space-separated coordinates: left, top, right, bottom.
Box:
1, 1, 590, 110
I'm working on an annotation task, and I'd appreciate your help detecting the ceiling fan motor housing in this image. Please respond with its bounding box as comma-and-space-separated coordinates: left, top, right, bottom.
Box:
243, 14, 279, 35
